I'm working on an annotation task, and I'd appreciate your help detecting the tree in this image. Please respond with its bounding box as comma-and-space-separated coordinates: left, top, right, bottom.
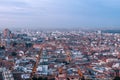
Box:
38, 77, 43, 80
11, 52, 17, 56
43, 77, 48, 80
32, 77, 37, 80
113, 76, 120, 80
0, 46, 5, 50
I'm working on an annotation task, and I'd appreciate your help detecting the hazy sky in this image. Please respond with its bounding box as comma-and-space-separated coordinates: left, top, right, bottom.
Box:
0, 0, 120, 29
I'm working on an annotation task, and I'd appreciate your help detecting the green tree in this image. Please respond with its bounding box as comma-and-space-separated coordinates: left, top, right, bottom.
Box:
113, 76, 120, 80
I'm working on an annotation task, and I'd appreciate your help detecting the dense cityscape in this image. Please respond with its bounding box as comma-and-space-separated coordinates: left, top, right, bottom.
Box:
0, 0, 120, 80
0, 28, 119, 80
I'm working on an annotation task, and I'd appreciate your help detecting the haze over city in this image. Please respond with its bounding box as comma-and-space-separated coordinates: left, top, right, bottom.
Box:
0, 0, 120, 29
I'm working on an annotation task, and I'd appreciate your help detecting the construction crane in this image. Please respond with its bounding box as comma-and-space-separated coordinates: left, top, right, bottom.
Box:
58, 67, 63, 74
62, 43, 72, 64
76, 65, 84, 80
30, 46, 43, 80
78, 68, 85, 80
78, 69, 83, 77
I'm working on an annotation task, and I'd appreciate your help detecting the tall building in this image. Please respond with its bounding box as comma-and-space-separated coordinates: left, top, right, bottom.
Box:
3, 28, 11, 39
2, 28, 12, 48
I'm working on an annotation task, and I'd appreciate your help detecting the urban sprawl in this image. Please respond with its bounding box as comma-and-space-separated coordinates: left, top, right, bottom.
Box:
0, 28, 120, 80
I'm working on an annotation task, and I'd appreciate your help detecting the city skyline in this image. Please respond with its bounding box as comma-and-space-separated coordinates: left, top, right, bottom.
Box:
0, 0, 120, 29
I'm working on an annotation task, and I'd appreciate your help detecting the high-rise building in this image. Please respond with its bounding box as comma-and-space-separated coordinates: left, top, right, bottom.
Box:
3, 28, 11, 39
2, 28, 12, 48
